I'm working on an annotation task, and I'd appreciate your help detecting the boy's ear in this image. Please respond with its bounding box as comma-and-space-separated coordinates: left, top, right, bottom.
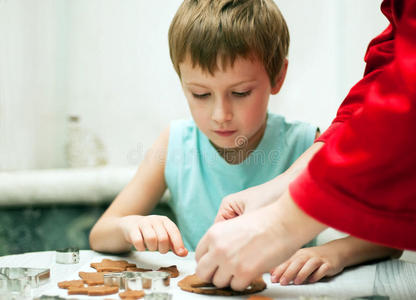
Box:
271, 59, 288, 95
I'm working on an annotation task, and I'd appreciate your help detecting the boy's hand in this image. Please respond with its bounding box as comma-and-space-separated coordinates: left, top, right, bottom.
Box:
270, 246, 344, 285
119, 215, 188, 257
214, 174, 290, 223
214, 192, 245, 222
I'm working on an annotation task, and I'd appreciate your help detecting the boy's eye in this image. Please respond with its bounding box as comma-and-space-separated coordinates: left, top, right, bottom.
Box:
232, 90, 251, 97
192, 93, 210, 99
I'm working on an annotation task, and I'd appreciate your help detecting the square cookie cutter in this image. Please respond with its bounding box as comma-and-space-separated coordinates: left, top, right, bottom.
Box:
0, 267, 50, 299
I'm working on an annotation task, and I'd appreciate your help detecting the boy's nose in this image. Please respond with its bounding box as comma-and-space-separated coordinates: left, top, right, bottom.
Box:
211, 99, 233, 124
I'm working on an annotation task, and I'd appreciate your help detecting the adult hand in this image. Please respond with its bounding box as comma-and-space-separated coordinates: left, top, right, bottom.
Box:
119, 215, 188, 257
196, 192, 326, 291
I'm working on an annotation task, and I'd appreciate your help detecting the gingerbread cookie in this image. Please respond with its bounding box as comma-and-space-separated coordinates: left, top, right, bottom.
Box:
68, 285, 119, 296
91, 259, 136, 272
57, 280, 84, 289
119, 290, 145, 299
88, 286, 119, 296
157, 265, 179, 278
247, 296, 273, 300
67, 286, 89, 295
79, 271, 108, 285
178, 274, 266, 296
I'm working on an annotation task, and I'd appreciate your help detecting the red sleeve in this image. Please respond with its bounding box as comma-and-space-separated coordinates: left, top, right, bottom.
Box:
317, 0, 396, 143
291, 0, 416, 250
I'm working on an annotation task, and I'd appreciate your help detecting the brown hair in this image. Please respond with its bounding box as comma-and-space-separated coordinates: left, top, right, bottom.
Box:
168, 0, 289, 86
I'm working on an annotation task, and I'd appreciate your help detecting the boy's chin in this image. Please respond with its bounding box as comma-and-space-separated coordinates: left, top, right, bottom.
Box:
212, 141, 247, 151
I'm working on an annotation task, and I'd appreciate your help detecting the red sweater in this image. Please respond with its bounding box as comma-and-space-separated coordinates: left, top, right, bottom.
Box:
290, 0, 416, 250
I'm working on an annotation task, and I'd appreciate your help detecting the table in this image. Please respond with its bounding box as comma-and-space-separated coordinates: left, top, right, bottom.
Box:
0, 250, 415, 300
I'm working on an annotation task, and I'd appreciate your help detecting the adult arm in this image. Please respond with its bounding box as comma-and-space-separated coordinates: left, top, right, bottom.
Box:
291, 0, 416, 250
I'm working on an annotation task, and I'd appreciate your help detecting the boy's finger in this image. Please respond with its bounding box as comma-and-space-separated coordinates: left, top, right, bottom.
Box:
140, 223, 158, 251
163, 219, 188, 256
308, 263, 330, 283
213, 205, 237, 223
152, 221, 170, 254
130, 228, 146, 252
294, 258, 322, 285
213, 212, 226, 223
279, 260, 304, 285
271, 261, 290, 283
218, 209, 238, 222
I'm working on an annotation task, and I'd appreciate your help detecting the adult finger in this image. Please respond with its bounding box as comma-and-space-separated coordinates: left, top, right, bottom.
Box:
195, 231, 210, 262
140, 222, 158, 251
195, 249, 219, 283
211, 265, 232, 288
229, 273, 253, 291
294, 258, 322, 285
163, 218, 188, 257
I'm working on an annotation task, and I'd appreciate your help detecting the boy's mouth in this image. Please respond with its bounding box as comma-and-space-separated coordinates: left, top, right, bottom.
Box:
214, 130, 237, 137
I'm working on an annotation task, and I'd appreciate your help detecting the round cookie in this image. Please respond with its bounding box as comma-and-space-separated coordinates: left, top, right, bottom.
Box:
178, 274, 266, 296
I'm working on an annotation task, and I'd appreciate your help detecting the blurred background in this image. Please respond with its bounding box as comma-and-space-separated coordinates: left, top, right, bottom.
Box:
2, 0, 414, 262
0, 0, 388, 170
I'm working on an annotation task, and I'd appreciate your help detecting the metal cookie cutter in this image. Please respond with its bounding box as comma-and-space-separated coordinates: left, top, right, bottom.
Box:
0, 267, 50, 299
122, 271, 143, 291
144, 292, 172, 300
103, 272, 124, 289
55, 247, 80, 264
141, 271, 170, 292
0, 267, 50, 289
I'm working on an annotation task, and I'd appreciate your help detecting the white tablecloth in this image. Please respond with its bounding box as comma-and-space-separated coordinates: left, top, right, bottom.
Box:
0, 250, 414, 300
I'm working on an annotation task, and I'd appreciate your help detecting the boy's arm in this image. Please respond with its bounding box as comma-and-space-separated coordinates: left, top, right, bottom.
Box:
89, 127, 185, 255
272, 236, 403, 285
280, 129, 322, 184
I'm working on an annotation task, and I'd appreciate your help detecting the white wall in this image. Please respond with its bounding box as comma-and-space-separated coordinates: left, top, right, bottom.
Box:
0, 0, 388, 170
274, 1, 388, 128
0, 1, 66, 170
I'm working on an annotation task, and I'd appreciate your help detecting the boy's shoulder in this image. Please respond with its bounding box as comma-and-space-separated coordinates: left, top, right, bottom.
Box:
170, 118, 195, 128
168, 119, 199, 145
267, 113, 317, 139
267, 113, 313, 129
169, 119, 197, 135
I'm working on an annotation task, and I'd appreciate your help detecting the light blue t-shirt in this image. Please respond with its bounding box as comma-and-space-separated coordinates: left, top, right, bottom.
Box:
164, 113, 317, 250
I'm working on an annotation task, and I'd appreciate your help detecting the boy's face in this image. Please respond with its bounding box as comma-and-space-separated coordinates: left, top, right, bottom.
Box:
180, 55, 285, 149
